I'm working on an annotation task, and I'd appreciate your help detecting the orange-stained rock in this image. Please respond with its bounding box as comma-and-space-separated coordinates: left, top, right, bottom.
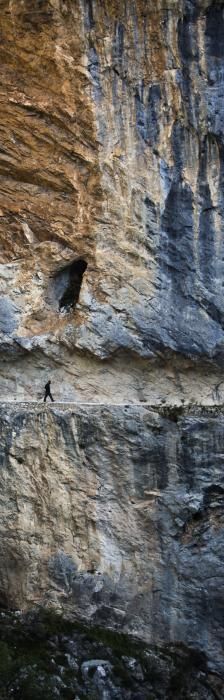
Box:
0, 0, 224, 404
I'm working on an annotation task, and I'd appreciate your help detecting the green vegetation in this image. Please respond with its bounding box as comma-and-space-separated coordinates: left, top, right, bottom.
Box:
0, 609, 218, 699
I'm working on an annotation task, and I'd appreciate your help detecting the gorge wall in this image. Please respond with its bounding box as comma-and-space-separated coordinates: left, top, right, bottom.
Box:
1, 0, 224, 402
0, 402, 224, 676
0, 0, 224, 687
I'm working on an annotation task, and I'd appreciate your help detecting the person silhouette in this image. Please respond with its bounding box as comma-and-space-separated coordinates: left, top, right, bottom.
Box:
44, 380, 54, 402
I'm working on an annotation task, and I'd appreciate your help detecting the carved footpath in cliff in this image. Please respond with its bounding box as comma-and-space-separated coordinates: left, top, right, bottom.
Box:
0, 403, 223, 674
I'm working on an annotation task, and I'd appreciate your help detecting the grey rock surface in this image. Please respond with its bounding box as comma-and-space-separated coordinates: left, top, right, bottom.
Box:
0, 0, 224, 692
0, 403, 223, 674
1, 1, 224, 402
0, 297, 20, 334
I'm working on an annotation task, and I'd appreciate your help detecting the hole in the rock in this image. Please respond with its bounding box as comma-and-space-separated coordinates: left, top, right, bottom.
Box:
0, 591, 11, 610
192, 510, 203, 522
52, 259, 87, 313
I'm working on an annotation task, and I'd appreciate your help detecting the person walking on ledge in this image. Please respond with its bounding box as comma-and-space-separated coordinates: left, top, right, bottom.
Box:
44, 380, 54, 402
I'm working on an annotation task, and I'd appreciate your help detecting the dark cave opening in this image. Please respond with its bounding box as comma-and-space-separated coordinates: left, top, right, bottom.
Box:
52, 259, 87, 313
0, 591, 10, 611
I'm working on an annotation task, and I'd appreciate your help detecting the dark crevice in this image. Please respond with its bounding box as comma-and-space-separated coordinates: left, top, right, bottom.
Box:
53, 259, 87, 313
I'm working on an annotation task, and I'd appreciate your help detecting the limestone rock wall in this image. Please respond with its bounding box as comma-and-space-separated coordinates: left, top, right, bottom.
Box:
0, 403, 223, 673
1, 0, 224, 402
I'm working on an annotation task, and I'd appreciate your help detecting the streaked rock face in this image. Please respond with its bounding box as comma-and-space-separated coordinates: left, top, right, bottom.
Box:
0, 403, 223, 673
1, 0, 224, 402
0, 0, 224, 686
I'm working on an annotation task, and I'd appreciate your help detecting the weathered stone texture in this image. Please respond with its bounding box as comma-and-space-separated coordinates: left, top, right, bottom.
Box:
1, 1, 224, 401
0, 1, 224, 687
0, 403, 223, 673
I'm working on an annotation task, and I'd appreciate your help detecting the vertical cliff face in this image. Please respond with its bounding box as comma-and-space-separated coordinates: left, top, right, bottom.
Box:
0, 0, 224, 688
0, 403, 224, 676
0, 0, 224, 402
